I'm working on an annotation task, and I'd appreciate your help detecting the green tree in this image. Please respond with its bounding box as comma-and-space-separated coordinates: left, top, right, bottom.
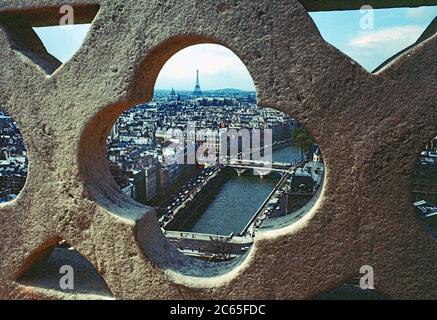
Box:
292, 127, 313, 160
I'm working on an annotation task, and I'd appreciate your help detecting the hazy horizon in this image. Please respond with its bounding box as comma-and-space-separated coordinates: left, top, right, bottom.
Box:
153, 44, 256, 91
154, 87, 256, 92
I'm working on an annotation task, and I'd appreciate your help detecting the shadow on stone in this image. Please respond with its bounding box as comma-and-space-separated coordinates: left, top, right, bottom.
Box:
314, 283, 387, 300
17, 242, 113, 298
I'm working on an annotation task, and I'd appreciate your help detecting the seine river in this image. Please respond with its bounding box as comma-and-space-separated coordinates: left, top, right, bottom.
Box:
184, 145, 303, 235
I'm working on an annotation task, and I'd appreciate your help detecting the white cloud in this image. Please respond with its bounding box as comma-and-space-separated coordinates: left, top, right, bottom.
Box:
343, 25, 425, 71
347, 25, 423, 49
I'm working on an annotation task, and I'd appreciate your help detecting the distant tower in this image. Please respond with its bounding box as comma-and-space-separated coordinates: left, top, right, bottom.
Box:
170, 88, 176, 100
193, 69, 202, 96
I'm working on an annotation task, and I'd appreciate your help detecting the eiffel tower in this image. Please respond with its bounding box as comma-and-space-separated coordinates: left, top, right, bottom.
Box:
193, 69, 202, 96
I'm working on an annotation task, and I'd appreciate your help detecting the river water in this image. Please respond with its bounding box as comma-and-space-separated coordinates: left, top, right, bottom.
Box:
184, 145, 303, 235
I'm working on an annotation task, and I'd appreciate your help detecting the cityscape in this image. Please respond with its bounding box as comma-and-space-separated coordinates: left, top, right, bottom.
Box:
413, 136, 437, 237
0, 111, 27, 203
107, 70, 324, 261
0, 69, 435, 262
0, 0, 435, 302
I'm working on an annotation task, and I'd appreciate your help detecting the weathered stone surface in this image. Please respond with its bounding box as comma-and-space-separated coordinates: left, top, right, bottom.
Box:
0, 0, 435, 299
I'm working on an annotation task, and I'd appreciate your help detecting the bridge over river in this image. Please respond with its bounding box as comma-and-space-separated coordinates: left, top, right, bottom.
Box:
161, 145, 306, 259
164, 230, 253, 260
228, 159, 294, 176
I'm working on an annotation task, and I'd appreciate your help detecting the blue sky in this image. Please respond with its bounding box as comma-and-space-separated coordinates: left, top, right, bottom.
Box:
34, 6, 437, 90
310, 6, 437, 72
